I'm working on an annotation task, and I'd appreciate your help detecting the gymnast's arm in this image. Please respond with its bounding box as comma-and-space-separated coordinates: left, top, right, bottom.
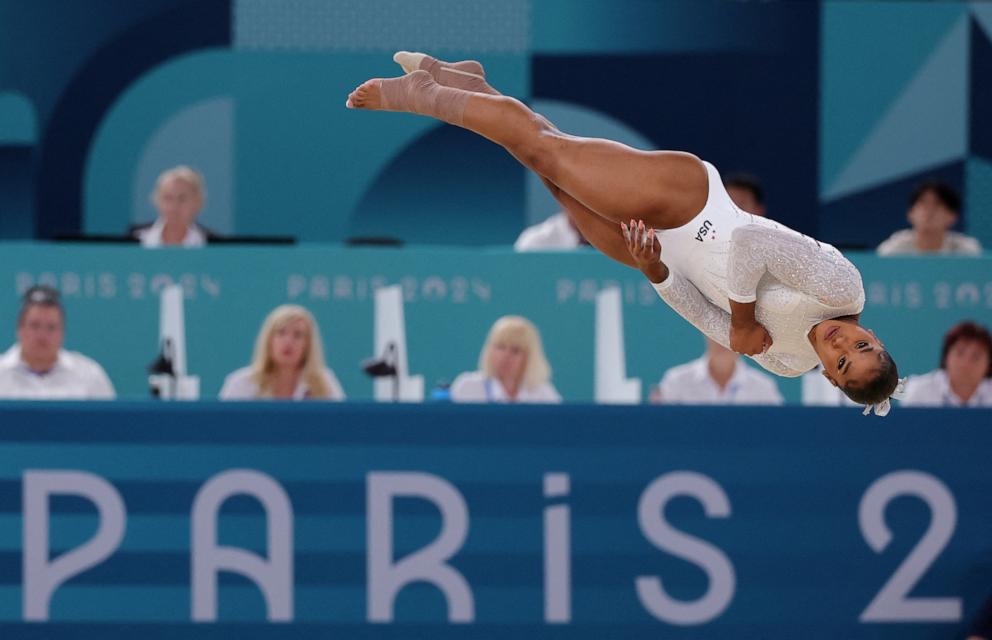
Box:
621, 220, 801, 376
623, 219, 735, 350
652, 275, 804, 379
653, 272, 803, 377
727, 223, 864, 309
651, 268, 732, 349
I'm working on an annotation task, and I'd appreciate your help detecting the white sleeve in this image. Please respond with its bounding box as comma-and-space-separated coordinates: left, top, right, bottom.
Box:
449, 372, 486, 403
324, 368, 346, 401
514, 225, 547, 251
899, 372, 941, 407
753, 353, 804, 378
219, 368, 257, 400
656, 370, 687, 404
753, 374, 784, 405
137, 226, 159, 248
960, 236, 983, 256
88, 363, 116, 400
876, 232, 904, 256
651, 271, 803, 378
218, 374, 238, 400
727, 223, 863, 307
801, 370, 839, 406
536, 382, 562, 404
652, 271, 733, 349
737, 367, 785, 404
514, 214, 579, 251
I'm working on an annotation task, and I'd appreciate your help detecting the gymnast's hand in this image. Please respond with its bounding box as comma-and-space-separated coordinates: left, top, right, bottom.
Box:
622, 219, 669, 283
729, 314, 773, 356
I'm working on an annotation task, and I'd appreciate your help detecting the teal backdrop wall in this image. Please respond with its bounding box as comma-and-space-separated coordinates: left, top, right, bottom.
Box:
2, 244, 990, 403
5, 1, 989, 247
820, 1, 992, 247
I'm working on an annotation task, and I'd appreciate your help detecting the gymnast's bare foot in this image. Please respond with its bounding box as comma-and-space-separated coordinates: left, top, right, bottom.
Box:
345, 70, 468, 125
347, 70, 437, 113
393, 51, 498, 94
346, 79, 384, 110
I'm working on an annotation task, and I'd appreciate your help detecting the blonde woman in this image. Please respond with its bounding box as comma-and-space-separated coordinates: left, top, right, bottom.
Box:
219, 305, 345, 400
450, 315, 561, 403
130, 165, 215, 248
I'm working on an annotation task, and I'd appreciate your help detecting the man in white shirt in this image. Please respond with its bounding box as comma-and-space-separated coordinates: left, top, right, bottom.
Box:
651, 339, 783, 405
877, 181, 982, 256
0, 286, 115, 400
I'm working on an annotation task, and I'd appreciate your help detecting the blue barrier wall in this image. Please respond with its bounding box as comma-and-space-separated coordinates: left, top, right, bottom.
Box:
2, 244, 992, 403
0, 402, 988, 638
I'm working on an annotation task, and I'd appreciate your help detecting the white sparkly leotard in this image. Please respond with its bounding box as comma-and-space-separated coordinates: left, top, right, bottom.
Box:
652, 161, 865, 377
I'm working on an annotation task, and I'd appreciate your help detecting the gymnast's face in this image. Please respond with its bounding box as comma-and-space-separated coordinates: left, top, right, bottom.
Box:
812, 320, 885, 390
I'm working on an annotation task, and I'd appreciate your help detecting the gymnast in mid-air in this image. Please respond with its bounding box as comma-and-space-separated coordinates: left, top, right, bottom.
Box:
346, 52, 903, 414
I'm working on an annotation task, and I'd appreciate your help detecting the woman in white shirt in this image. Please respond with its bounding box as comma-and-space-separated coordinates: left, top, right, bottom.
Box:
902, 321, 992, 407
220, 305, 345, 401
450, 315, 561, 404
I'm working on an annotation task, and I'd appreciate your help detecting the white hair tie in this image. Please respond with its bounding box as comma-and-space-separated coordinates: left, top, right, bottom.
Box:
863, 377, 907, 417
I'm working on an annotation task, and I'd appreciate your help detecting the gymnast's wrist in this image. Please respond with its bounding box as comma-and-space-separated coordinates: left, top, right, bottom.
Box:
729, 299, 757, 328
641, 261, 669, 283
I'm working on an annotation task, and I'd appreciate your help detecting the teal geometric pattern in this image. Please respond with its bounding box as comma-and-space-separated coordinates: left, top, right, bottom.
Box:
531, 0, 790, 54
966, 156, 992, 248
974, 1, 992, 39
131, 97, 234, 234
234, 0, 530, 53
821, 2, 969, 201
0, 92, 37, 145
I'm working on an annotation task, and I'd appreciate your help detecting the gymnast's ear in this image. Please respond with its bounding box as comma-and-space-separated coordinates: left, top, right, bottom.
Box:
821, 368, 838, 387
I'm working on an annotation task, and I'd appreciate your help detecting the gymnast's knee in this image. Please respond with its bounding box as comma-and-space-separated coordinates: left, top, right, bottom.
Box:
520, 129, 564, 182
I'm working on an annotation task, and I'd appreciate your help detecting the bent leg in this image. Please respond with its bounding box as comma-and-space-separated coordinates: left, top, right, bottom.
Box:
347, 73, 707, 229
539, 178, 637, 269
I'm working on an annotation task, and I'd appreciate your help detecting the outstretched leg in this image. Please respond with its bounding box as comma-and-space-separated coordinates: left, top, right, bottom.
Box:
399, 60, 637, 267
393, 51, 499, 95
392, 54, 561, 159
347, 71, 707, 230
